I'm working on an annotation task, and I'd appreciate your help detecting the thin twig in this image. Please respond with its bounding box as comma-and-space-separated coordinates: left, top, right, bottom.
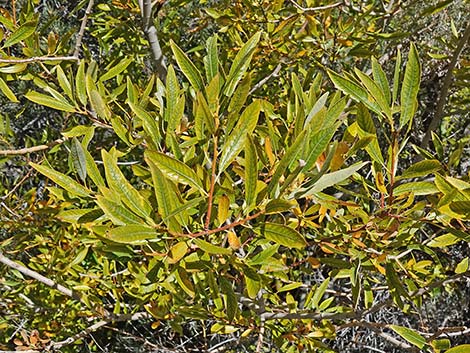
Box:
421, 21, 470, 147
0, 168, 33, 200
289, 0, 342, 12
357, 321, 413, 350
73, 0, 94, 58
0, 138, 66, 156
177, 210, 265, 238
0, 56, 79, 64
205, 136, 218, 231
249, 63, 282, 95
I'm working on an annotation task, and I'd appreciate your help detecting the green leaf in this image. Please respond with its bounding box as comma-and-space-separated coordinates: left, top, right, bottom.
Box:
71, 137, 87, 183
164, 65, 183, 129
56, 66, 73, 101
302, 125, 338, 172
244, 135, 258, 213
394, 181, 439, 196
267, 129, 307, 196
422, 0, 453, 16
194, 91, 215, 140
0, 63, 27, 74
389, 325, 426, 349
82, 145, 105, 188
106, 225, 156, 244
455, 257, 469, 274
25, 91, 76, 112
76, 60, 87, 106
219, 100, 261, 173
265, 199, 295, 214
3, 20, 37, 47
428, 233, 460, 248
228, 73, 251, 115
193, 238, 232, 255
147, 158, 184, 232
445, 345, 470, 353
223, 32, 261, 98
244, 266, 261, 299
312, 278, 330, 309
328, 70, 382, 116
145, 151, 206, 195
298, 162, 368, 197
262, 223, 307, 249
354, 68, 391, 119
398, 159, 441, 179
0, 77, 18, 102
204, 34, 219, 82
102, 149, 153, 221
400, 43, 421, 130
128, 102, 161, 146
30, 162, 91, 198
89, 90, 111, 121
100, 57, 132, 82
220, 277, 237, 322
96, 195, 144, 226
170, 40, 205, 91
371, 57, 391, 106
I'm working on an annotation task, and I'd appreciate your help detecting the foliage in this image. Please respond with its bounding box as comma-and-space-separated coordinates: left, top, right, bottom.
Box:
1, 1, 470, 352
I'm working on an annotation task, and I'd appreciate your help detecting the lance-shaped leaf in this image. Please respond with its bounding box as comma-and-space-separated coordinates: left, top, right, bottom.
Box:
3, 20, 37, 47
400, 43, 421, 130
194, 91, 215, 140
30, 162, 91, 198
262, 223, 307, 249
328, 70, 382, 116
146, 150, 206, 195
398, 159, 441, 180
75, 60, 87, 106
128, 102, 161, 146
96, 195, 144, 226
302, 125, 339, 172
71, 137, 87, 183
164, 65, 181, 126
392, 49, 402, 105
267, 129, 307, 196
106, 225, 156, 244
389, 325, 427, 349
372, 57, 391, 105
219, 100, 261, 173
100, 57, 133, 82
244, 135, 258, 212
445, 345, 470, 353
25, 91, 76, 112
82, 146, 105, 188
170, 40, 204, 92
102, 149, 153, 221
147, 157, 184, 232
56, 66, 73, 101
193, 239, 232, 255
204, 34, 219, 82
220, 277, 237, 322
0, 77, 18, 102
298, 162, 368, 197
355, 68, 392, 120
223, 31, 261, 98
394, 181, 439, 196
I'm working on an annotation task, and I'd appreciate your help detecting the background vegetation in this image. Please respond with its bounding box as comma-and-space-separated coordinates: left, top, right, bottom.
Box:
1, 0, 470, 352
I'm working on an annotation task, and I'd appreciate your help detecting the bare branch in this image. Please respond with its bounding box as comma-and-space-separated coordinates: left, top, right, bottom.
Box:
0, 56, 79, 64
73, 0, 94, 58
421, 21, 470, 147
289, 0, 342, 12
0, 138, 66, 156
140, 0, 167, 81
249, 63, 282, 95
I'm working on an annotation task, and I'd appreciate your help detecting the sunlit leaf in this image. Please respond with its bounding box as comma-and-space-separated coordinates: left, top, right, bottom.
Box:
193, 238, 232, 255
262, 223, 307, 249
224, 31, 261, 97
219, 100, 260, 173
389, 325, 426, 349
400, 43, 421, 130
106, 225, 156, 244
25, 91, 76, 112
0, 77, 18, 102
30, 162, 91, 198
100, 57, 133, 82
3, 20, 37, 47
145, 150, 206, 195
170, 40, 204, 91
71, 137, 87, 183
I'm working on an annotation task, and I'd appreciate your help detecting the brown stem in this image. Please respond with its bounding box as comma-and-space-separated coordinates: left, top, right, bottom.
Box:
0, 56, 79, 64
177, 210, 264, 238
73, 0, 94, 58
0, 138, 66, 156
205, 136, 218, 231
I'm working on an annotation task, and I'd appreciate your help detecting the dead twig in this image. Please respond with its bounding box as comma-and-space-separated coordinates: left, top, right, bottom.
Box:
0, 138, 66, 156
0, 56, 79, 64
73, 0, 94, 58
